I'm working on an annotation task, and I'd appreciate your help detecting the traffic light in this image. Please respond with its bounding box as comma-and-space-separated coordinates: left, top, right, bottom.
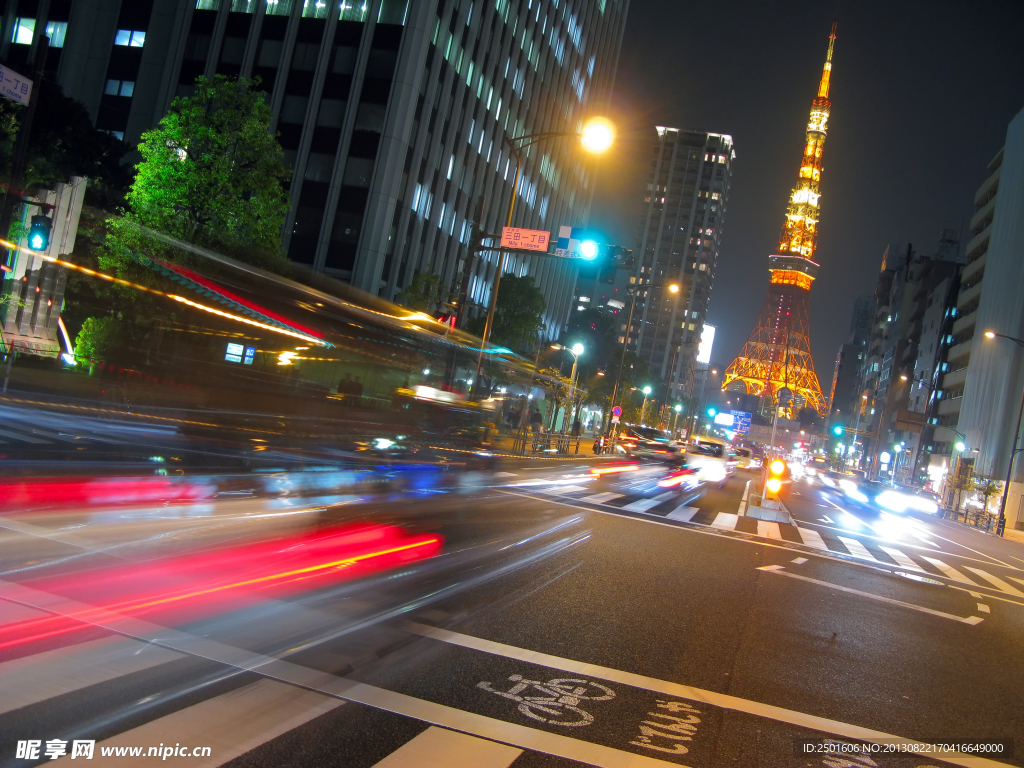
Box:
579, 240, 599, 260
832, 425, 843, 436
707, 407, 717, 418
766, 459, 787, 498
28, 214, 52, 252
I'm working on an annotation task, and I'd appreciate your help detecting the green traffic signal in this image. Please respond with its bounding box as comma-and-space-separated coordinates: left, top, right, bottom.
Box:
707, 407, 717, 417
28, 214, 51, 252
832, 425, 843, 436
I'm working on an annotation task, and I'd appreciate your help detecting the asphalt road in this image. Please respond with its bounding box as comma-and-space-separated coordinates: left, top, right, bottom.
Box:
1, 461, 1022, 768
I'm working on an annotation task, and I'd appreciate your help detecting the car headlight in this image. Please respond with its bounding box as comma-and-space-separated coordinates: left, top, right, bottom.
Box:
700, 465, 727, 482
876, 490, 910, 513
909, 497, 939, 514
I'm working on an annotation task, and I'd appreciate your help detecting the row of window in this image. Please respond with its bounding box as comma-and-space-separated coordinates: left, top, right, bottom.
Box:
10, 19, 67, 47
194, 0, 407, 24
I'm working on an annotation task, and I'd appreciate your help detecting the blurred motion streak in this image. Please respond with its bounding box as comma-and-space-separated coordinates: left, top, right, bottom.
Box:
0, 524, 442, 650
0, 477, 216, 512
589, 463, 639, 475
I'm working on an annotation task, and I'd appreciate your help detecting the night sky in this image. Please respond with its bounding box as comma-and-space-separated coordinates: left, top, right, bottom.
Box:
589, 0, 1024, 380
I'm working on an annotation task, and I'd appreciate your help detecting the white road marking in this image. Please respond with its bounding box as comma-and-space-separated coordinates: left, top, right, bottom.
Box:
921, 556, 977, 585
978, 604, 991, 613
405, 622, 1003, 768
879, 546, 925, 572
84, 678, 343, 766
545, 485, 588, 496
757, 521, 782, 539
666, 506, 700, 522
963, 567, 1024, 597
623, 497, 668, 513
796, 527, 830, 551
0, 579, 681, 768
711, 512, 739, 530
791, 557, 808, 565
0, 636, 183, 716
755, 566, 983, 625
372, 727, 522, 768
837, 536, 877, 561
820, 515, 835, 523
579, 492, 624, 504
0, 427, 51, 443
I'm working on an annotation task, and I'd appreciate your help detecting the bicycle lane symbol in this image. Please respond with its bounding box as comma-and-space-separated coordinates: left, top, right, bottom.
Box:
477, 674, 615, 727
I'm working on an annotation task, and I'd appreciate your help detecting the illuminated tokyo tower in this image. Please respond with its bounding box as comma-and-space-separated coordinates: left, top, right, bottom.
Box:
722, 23, 837, 417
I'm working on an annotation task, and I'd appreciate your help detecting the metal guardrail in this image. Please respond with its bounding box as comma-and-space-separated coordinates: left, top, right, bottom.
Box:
511, 428, 584, 455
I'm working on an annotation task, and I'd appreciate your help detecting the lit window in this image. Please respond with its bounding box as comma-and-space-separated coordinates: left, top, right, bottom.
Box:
301, 0, 328, 18
105, 80, 135, 97
114, 29, 146, 47
11, 18, 34, 45
195, 0, 221, 9
44, 21, 67, 47
109, 130, 124, 140
338, 1, 366, 20
231, 0, 257, 10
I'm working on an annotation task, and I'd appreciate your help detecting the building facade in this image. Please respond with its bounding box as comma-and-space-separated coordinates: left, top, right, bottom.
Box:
951, 106, 1024, 526
0, 0, 629, 341
629, 127, 734, 407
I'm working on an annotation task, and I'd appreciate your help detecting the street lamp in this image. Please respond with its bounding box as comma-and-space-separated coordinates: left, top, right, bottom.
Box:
551, 342, 584, 432
475, 118, 614, 391
608, 281, 680, 435
982, 330, 1024, 536
640, 385, 652, 426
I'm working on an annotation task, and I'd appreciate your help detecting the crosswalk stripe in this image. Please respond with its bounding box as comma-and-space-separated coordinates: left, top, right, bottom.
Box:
921, 556, 977, 585
372, 727, 522, 768
0, 636, 183, 716
1008, 576, 1024, 590
711, 512, 739, 530
757, 521, 782, 539
623, 497, 667, 512
796, 527, 830, 550
666, 506, 700, 522
879, 546, 924, 571
79, 678, 344, 766
838, 536, 878, 562
963, 567, 1024, 597
545, 485, 588, 495
579, 492, 623, 504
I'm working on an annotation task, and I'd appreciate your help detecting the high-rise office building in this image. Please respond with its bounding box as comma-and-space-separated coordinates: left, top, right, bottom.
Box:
0, 0, 628, 340
629, 127, 734, 406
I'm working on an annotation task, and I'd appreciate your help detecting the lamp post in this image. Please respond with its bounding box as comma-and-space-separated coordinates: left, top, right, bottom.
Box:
473, 118, 614, 394
983, 331, 1024, 536
608, 281, 680, 438
551, 342, 584, 432
640, 385, 652, 426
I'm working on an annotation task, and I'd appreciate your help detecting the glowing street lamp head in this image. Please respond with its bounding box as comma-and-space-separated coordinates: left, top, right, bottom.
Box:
985, 330, 997, 339
571, 343, 584, 355
955, 441, 966, 452
642, 386, 652, 395
579, 240, 599, 260
667, 283, 680, 293
674, 404, 682, 412
580, 117, 614, 153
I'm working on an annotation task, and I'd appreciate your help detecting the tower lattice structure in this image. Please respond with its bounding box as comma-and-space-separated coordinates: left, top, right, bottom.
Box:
723, 23, 837, 417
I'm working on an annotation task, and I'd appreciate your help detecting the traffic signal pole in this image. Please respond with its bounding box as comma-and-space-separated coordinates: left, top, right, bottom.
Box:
1, 36, 48, 261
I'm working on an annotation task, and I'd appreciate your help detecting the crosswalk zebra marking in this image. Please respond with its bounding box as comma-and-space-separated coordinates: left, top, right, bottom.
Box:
921, 556, 977, 585
0, 636, 182, 716
622, 497, 667, 513
84, 678, 344, 767
838, 536, 878, 562
711, 512, 739, 530
963, 567, 1024, 597
757, 521, 782, 539
666, 506, 700, 522
796, 527, 830, 551
372, 727, 522, 768
578, 492, 624, 504
545, 485, 588, 496
879, 546, 925, 572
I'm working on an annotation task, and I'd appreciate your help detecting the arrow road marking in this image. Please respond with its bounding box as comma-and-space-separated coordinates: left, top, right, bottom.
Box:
756, 565, 983, 624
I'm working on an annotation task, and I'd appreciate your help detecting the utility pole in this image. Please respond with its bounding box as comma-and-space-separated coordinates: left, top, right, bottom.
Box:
1, 36, 49, 261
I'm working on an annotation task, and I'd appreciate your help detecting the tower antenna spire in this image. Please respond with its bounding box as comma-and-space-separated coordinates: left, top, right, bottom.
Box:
817, 21, 837, 99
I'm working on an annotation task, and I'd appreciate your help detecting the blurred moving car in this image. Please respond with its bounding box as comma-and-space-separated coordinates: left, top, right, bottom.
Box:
685, 436, 736, 485
733, 446, 758, 469
623, 426, 684, 464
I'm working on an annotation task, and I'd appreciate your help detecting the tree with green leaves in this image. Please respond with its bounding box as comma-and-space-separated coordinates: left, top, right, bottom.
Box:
104, 75, 291, 276
466, 274, 547, 355
395, 273, 442, 311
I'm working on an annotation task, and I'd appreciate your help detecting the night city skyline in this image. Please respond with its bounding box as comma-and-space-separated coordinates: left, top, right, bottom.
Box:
590, 0, 1024, 373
